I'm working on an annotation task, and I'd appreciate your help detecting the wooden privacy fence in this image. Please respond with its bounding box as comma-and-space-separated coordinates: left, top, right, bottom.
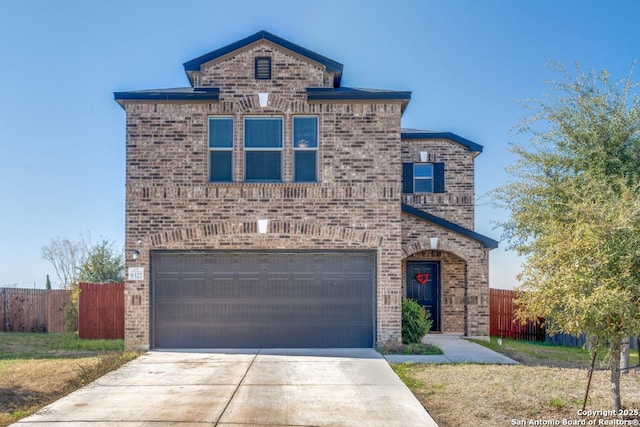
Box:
490, 288, 546, 341
78, 282, 124, 339
0, 288, 71, 333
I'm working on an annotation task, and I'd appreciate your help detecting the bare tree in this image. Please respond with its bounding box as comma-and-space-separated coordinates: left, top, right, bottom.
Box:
41, 236, 88, 289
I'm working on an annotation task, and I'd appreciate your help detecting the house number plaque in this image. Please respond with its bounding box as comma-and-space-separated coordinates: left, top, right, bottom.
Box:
128, 267, 144, 281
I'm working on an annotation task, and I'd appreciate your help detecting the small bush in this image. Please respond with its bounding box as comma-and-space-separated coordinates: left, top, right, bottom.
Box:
402, 299, 432, 344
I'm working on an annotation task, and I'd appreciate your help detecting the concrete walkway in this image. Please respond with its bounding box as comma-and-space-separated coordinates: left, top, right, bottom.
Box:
13, 349, 438, 427
384, 334, 519, 364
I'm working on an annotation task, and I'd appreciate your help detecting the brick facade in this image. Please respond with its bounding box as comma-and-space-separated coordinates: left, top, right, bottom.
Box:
401, 213, 491, 337
401, 138, 476, 229
116, 31, 495, 350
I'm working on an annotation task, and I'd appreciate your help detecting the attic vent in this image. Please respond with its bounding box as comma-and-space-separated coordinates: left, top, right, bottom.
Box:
255, 57, 272, 80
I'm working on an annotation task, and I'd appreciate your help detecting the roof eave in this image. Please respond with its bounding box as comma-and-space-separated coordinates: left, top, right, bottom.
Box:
307, 88, 412, 112
401, 130, 483, 153
183, 30, 344, 87
113, 88, 220, 109
401, 203, 498, 249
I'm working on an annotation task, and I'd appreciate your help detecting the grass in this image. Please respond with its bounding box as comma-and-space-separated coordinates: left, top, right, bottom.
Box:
392, 337, 640, 427
0, 332, 139, 426
468, 336, 639, 368
378, 341, 443, 355
0, 332, 125, 359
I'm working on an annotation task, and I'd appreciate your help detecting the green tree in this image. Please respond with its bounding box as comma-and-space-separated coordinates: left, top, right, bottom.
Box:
45, 274, 51, 290
493, 64, 640, 411
78, 239, 124, 283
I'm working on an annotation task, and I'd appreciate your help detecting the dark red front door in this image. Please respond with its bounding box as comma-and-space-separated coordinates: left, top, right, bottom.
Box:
406, 261, 440, 331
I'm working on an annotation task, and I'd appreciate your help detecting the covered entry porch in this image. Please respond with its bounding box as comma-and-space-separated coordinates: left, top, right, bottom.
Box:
401, 204, 498, 338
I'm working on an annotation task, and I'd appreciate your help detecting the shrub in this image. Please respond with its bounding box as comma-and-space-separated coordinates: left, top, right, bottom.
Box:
402, 299, 432, 344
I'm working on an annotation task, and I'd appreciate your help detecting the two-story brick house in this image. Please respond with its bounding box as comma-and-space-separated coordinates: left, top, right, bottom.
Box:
115, 31, 497, 350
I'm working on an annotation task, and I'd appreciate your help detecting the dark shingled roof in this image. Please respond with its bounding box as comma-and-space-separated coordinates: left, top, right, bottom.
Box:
307, 87, 411, 112
401, 128, 483, 153
183, 30, 344, 87
402, 203, 498, 249
114, 87, 219, 107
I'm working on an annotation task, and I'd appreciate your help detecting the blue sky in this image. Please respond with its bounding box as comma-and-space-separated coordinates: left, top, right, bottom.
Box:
1, 1, 639, 288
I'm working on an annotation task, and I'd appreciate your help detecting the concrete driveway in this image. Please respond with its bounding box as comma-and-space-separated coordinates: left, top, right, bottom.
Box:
13, 349, 438, 427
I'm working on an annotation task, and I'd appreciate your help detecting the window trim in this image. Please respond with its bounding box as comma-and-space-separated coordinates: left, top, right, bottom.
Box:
208, 116, 234, 183
413, 163, 434, 193
402, 161, 445, 194
243, 116, 283, 182
293, 115, 318, 183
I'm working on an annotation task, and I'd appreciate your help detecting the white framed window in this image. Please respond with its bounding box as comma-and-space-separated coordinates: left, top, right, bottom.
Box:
244, 117, 283, 182
208, 117, 233, 182
293, 116, 318, 182
413, 163, 433, 193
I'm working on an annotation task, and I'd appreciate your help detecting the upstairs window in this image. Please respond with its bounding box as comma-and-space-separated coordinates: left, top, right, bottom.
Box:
255, 57, 272, 80
293, 116, 318, 182
208, 117, 233, 182
402, 162, 445, 193
244, 117, 282, 182
414, 164, 433, 193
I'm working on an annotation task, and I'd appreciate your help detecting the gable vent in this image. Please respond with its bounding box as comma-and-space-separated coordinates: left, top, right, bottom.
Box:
255, 57, 272, 80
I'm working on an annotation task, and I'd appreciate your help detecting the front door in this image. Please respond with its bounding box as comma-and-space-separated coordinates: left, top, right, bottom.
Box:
406, 261, 440, 332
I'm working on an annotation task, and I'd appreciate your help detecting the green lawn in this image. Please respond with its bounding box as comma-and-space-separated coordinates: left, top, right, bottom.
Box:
468, 336, 639, 368
0, 332, 124, 360
377, 341, 443, 355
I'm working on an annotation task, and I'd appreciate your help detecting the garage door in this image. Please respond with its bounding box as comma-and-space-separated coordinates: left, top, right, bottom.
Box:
152, 251, 375, 348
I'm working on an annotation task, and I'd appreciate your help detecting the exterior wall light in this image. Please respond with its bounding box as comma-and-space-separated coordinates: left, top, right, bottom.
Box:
257, 219, 269, 234
132, 250, 140, 260
419, 151, 429, 162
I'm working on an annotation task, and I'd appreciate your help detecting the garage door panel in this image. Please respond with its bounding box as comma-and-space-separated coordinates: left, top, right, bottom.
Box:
156, 299, 372, 322
152, 251, 375, 348
155, 324, 371, 348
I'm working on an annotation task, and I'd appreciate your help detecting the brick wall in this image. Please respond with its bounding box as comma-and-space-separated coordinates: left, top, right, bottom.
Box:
401, 213, 490, 337
121, 38, 491, 349
400, 136, 490, 337
401, 138, 476, 229
123, 41, 405, 350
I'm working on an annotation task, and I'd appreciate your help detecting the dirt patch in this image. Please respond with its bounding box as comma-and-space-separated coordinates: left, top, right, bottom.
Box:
0, 357, 99, 423
398, 364, 640, 427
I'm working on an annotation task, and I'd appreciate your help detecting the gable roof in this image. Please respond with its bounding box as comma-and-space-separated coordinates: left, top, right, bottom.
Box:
401, 128, 483, 153
402, 203, 498, 249
183, 30, 344, 87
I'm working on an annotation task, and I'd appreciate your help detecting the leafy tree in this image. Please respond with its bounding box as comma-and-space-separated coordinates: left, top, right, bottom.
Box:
45, 274, 51, 290
493, 64, 640, 411
78, 239, 124, 283
42, 235, 123, 332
